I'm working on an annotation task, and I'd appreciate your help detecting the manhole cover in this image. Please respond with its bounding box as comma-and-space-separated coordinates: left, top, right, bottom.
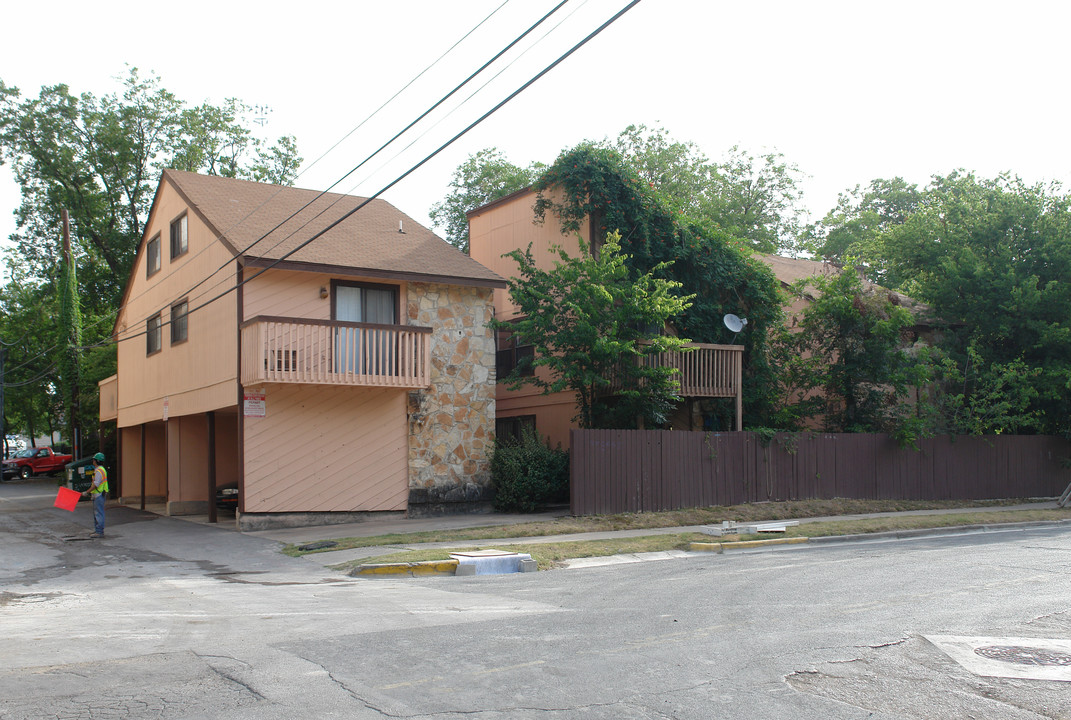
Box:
974, 645, 1071, 667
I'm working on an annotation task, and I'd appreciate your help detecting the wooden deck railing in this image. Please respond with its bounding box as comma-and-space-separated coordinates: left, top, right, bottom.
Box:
240, 316, 432, 389
646, 343, 743, 398
608, 343, 744, 430
612, 343, 743, 397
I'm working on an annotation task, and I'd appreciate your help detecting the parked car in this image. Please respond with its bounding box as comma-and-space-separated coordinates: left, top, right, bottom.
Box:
216, 482, 239, 512
2, 446, 74, 480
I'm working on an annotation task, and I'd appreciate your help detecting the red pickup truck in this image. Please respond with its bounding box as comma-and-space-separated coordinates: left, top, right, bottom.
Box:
2, 447, 74, 480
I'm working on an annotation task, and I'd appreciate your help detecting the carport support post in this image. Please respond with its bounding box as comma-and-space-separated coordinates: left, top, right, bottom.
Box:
207, 411, 216, 523
139, 424, 146, 511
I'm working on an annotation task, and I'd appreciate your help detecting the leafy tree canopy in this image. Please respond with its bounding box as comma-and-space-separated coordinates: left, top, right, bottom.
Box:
805, 177, 923, 272
813, 171, 1071, 436
0, 67, 302, 444
0, 67, 302, 310
609, 125, 808, 255
533, 142, 785, 427
432, 127, 809, 258
771, 263, 926, 439
429, 147, 543, 253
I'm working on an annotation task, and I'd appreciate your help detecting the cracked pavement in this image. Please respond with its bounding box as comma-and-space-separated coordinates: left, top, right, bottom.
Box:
3, 479, 1071, 718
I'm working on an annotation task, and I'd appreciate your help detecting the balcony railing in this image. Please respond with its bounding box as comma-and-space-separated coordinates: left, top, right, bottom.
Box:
645, 343, 743, 398
606, 343, 744, 430
241, 316, 432, 389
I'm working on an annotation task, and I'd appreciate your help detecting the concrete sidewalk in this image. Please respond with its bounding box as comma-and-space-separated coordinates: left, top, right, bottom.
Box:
252, 500, 1065, 568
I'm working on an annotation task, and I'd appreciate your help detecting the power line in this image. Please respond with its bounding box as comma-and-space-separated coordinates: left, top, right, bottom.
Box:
103, 0, 517, 333
171, 0, 644, 335
110, 1, 589, 347
111, 0, 642, 348
107, 1, 575, 348
14, 2, 536, 364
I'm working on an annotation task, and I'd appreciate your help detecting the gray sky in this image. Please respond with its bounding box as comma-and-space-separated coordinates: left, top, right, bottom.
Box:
2, 0, 1070, 258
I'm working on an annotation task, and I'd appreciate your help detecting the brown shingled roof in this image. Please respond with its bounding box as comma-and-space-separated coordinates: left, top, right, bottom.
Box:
164, 169, 505, 287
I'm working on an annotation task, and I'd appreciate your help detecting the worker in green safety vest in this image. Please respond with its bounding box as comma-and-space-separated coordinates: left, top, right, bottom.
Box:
83, 452, 108, 538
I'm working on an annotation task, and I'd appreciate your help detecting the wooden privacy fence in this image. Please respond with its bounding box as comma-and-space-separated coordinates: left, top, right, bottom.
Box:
570, 429, 1071, 516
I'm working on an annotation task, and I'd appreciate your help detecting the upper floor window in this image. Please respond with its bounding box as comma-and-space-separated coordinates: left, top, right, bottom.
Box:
146, 313, 162, 355
496, 327, 534, 379
171, 299, 189, 345
170, 213, 188, 259
331, 281, 398, 324
331, 281, 399, 375
146, 235, 161, 278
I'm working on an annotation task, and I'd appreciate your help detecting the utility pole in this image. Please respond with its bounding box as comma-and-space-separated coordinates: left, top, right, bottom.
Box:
0, 346, 5, 459
61, 210, 81, 459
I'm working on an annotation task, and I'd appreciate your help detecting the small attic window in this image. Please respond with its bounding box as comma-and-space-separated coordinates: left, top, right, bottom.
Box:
147, 234, 161, 278
170, 213, 188, 259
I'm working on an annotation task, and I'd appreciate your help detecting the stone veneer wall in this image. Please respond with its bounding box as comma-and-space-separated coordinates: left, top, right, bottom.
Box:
406, 282, 497, 514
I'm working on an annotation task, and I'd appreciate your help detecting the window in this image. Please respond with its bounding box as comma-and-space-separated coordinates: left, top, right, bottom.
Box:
146, 313, 162, 355
146, 235, 161, 277
495, 415, 536, 444
171, 299, 188, 344
332, 282, 398, 325
170, 213, 188, 259
496, 328, 534, 379
332, 281, 399, 374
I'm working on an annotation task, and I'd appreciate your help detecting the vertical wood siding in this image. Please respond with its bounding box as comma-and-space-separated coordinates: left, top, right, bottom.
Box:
570, 430, 1071, 515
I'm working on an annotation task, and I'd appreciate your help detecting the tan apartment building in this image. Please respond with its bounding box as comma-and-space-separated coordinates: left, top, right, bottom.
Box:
99, 170, 506, 529
468, 188, 745, 448
467, 187, 938, 448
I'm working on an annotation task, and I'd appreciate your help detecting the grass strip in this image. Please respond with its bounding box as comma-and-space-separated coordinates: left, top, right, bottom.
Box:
328, 508, 1070, 572
282, 498, 1056, 557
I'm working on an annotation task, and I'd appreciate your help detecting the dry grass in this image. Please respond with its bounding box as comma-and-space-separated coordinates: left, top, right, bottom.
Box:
322, 505, 1070, 572
339, 534, 699, 571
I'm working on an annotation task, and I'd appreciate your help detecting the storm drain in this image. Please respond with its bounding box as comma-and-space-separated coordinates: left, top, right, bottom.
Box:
974, 645, 1071, 667
926, 635, 1071, 682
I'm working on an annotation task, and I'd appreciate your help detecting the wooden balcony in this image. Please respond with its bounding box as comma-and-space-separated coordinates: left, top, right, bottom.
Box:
612, 343, 744, 430
99, 374, 118, 422
645, 343, 743, 399
240, 316, 432, 389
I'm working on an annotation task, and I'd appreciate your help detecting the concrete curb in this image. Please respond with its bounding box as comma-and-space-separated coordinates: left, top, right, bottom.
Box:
809, 519, 1071, 545
347, 518, 1071, 576
350, 559, 459, 577
690, 537, 809, 552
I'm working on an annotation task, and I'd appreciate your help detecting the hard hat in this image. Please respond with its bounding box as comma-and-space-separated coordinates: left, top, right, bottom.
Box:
93, 452, 105, 462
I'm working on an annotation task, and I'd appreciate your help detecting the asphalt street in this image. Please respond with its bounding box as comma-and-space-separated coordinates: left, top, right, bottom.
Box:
2, 478, 1070, 719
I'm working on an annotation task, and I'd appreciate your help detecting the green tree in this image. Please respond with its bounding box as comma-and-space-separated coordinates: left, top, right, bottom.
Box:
773, 264, 925, 436
807, 177, 923, 273
429, 147, 543, 253
708, 145, 807, 256
0, 67, 302, 310
920, 345, 1041, 436
609, 124, 715, 218
533, 143, 785, 428
496, 232, 693, 430
0, 279, 61, 445
607, 127, 807, 255
875, 172, 1071, 436
0, 68, 302, 447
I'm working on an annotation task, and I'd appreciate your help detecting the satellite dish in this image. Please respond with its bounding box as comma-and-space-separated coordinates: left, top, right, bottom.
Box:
723, 314, 748, 333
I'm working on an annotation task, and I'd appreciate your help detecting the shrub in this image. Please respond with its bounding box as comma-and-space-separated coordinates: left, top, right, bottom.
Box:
490, 428, 569, 512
